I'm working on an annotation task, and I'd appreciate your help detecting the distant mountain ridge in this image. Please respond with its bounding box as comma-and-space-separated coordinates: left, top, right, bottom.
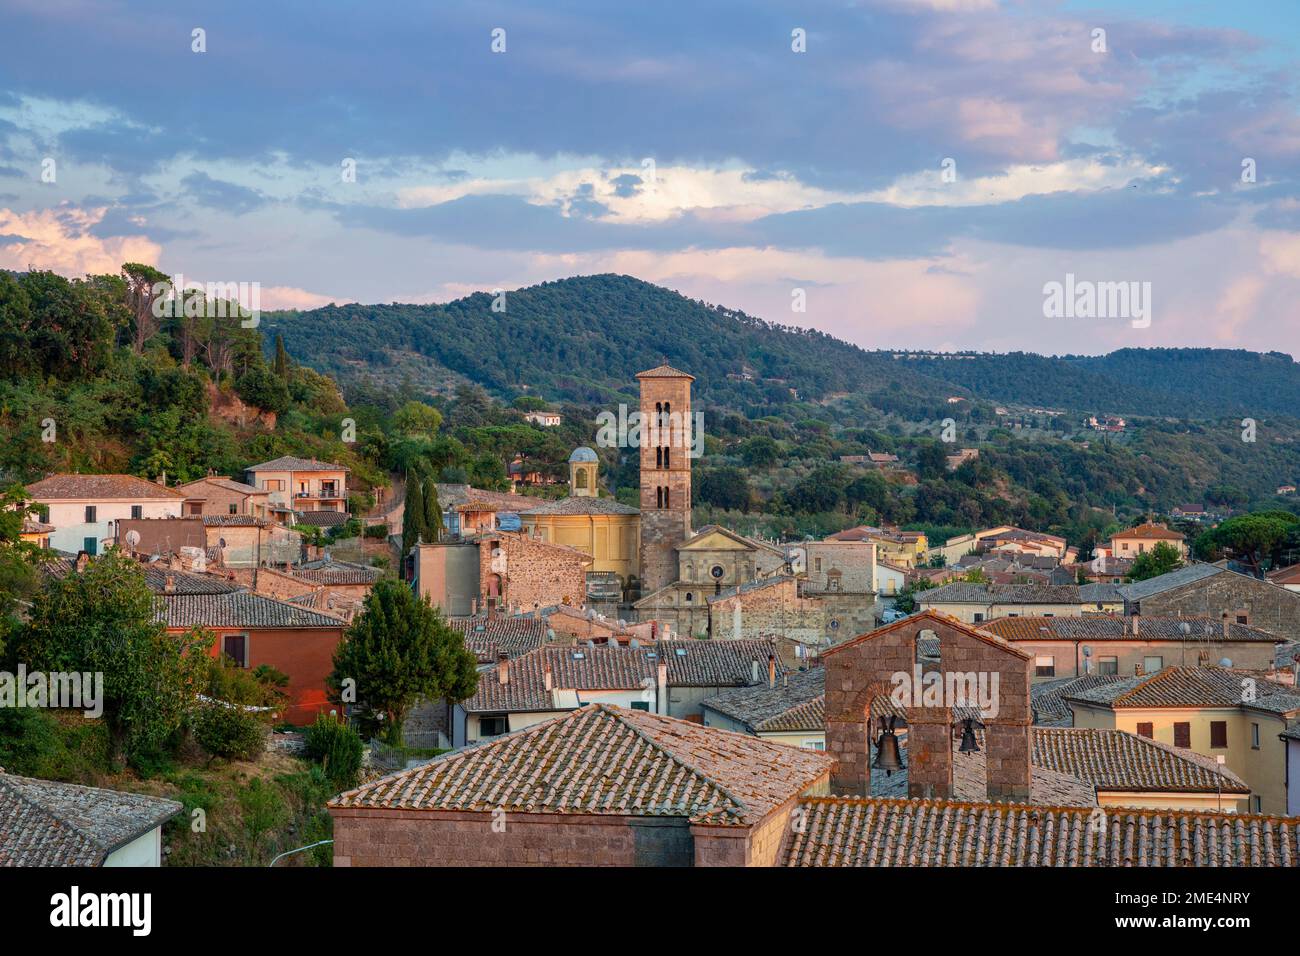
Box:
261, 274, 1300, 419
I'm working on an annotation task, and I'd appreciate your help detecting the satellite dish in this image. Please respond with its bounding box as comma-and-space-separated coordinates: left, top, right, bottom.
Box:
1219, 658, 1232, 668
1081, 645, 1092, 656
124, 530, 140, 548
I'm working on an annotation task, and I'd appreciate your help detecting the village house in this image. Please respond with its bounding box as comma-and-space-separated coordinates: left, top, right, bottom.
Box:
701, 667, 826, 750
116, 514, 301, 568
933, 526, 1070, 566
1119, 563, 1300, 642
980, 614, 1281, 681
916, 582, 1119, 623
178, 474, 270, 519
329, 704, 833, 867
1065, 666, 1300, 815
826, 526, 927, 568
245, 455, 349, 521
1109, 521, 1188, 559
25, 473, 188, 555
1267, 563, 1300, 592
452, 637, 784, 745
19, 517, 53, 549
0, 773, 181, 866
523, 410, 562, 427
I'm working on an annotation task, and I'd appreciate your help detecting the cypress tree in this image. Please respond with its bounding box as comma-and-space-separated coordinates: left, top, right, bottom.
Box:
422, 475, 444, 540
273, 333, 289, 377
402, 473, 426, 553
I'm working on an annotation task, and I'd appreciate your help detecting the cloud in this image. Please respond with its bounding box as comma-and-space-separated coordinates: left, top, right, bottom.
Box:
0, 204, 160, 275
180, 171, 268, 215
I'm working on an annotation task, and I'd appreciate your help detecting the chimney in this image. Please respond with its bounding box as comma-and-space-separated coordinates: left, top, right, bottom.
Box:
543, 660, 553, 692
751, 659, 760, 684
1221, 611, 1230, 640
1129, 613, 1140, 636
164, 573, 176, 594
496, 653, 509, 685
656, 661, 667, 715
768, 653, 777, 689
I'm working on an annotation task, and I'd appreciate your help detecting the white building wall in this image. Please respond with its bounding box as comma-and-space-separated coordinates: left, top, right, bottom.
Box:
103, 827, 163, 867
43, 500, 183, 554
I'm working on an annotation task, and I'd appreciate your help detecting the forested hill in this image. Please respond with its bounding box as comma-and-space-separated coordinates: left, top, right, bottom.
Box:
261, 274, 1300, 418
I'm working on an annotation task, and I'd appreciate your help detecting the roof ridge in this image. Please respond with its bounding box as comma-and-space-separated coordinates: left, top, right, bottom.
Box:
796, 793, 1300, 823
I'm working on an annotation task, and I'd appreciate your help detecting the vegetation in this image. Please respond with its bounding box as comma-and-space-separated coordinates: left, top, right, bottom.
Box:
328, 578, 478, 745
304, 713, 364, 790
1127, 542, 1185, 582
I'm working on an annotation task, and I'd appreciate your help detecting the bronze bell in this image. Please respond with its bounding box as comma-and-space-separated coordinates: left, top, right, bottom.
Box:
872, 715, 904, 776
958, 717, 980, 753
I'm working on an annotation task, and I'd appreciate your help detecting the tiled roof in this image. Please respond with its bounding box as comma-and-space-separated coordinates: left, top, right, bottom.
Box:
635, 363, 694, 380
294, 510, 350, 527
434, 484, 527, 512
870, 739, 1097, 807
701, 668, 825, 733
21, 518, 54, 534
0, 773, 181, 866
25, 473, 186, 501
331, 704, 828, 826
142, 566, 244, 595
519, 496, 639, 516
1282, 722, 1300, 742
1078, 583, 1124, 603
293, 560, 380, 585
157, 592, 346, 629
465, 639, 781, 713
1033, 728, 1249, 794
1267, 564, 1300, 586
1117, 564, 1224, 601
919, 583, 1083, 604
201, 514, 270, 527
1276, 642, 1300, 670
450, 615, 550, 664
783, 797, 1300, 866
1031, 675, 1130, 725
1116, 522, 1185, 541
181, 476, 263, 495
1067, 666, 1300, 712
982, 615, 1279, 644
706, 575, 794, 604
247, 456, 348, 472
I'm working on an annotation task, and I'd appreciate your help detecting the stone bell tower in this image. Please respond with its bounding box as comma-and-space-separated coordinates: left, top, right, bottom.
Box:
636, 363, 693, 595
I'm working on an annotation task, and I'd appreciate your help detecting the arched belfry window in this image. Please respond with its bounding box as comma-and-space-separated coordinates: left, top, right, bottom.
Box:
656, 487, 664, 509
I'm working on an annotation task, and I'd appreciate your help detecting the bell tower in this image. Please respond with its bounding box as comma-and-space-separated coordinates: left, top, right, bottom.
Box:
636, 363, 693, 595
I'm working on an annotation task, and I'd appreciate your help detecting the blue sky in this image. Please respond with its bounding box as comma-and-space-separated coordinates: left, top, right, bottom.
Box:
2, 0, 1300, 355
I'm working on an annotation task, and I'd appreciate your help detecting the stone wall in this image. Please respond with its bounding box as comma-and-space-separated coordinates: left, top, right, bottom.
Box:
478, 532, 588, 611
332, 808, 694, 867
638, 374, 692, 595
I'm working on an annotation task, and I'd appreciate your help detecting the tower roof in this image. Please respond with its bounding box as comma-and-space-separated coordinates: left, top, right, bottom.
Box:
636, 363, 694, 381
568, 446, 599, 463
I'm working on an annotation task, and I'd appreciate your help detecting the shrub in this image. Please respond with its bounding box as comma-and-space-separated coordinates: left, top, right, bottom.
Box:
304, 714, 363, 790
193, 703, 267, 761
364, 523, 389, 539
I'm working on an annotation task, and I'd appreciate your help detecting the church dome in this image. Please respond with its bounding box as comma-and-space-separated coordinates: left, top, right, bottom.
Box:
568, 446, 599, 463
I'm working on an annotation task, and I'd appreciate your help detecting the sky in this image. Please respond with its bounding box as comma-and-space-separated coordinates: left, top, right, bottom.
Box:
2, 0, 1300, 356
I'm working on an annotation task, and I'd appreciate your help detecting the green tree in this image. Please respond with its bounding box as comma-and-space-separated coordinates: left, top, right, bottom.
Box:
739, 435, 780, 468
422, 475, 445, 539
1127, 541, 1184, 582
402, 472, 426, 552
1195, 511, 1299, 574
328, 579, 478, 745
697, 466, 751, 512
12, 552, 209, 769
273, 332, 290, 377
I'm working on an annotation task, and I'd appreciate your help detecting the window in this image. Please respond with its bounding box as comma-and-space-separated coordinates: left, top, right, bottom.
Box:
1174, 722, 1191, 748
229, 503, 238, 514
223, 634, 248, 668
1098, 656, 1118, 675
1210, 721, 1228, 749
82, 536, 97, 556
265, 479, 284, 492
130, 504, 142, 519
1235, 613, 1249, 625
1252, 722, 1260, 749
802, 740, 826, 751
663, 447, 670, 469
1142, 655, 1163, 674
478, 716, 507, 737
1253, 796, 1263, 813
656, 487, 663, 508
630, 701, 650, 712
663, 488, 670, 509
973, 612, 985, 623
1136, 722, 1153, 739
84, 505, 97, 523
655, 447, 662, 469
1034, 656, 1055, 678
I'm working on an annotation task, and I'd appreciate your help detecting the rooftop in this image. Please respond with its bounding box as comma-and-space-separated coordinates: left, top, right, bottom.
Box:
1115, 522, 1186, 541
1117, 563, 1224, 601
246, 456, 348, 473
1066, 665, 1300, 713
982, 615, 1280, 644
293, 510, 350, 527
25, 473, 186, 501
918, 582, 1084, 604
701, 668, 825, 733
783, 797, 1300, 867
293, 559, 381, 585
330, 704, 830, 827
449, 615, 551, 664
635, 363, 695, 380
1031, 674, 1130, 725
0, 772, 182, 866
519, 496, 639, 516
157, 591, 346, 629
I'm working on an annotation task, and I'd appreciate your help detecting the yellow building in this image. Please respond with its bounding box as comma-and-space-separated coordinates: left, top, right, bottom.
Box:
519, 447, 640, 595
1066, 666, 1300, 815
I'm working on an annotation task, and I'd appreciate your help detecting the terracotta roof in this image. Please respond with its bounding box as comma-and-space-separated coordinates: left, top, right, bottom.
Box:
201, 514, 271, 527
1032, 675, 1130, 725
701, 668, 825, 733
783, 797, 1300, 866
1268, 564, 1300, 586
247, 456, 348, 472
25, 474, 186, 501
635, 363, 694, 380
0, 773, 181, 866
450, 615, 551, 664
331, 704, 830, 826
465, 639, 782, 713
982, 615, 1279, 644
1117, 563, 1224, 601
157, 592, 346, 629
180, 476, 263, 495
142, 567, 244, 595
1115, 522, 1185, 541
293, 560, 380, 585
433, 484, 527, 512
21, 518, 54, 534
519, 496, 639, 516
1032, 728, 1249, 794
1067, 666, 1300, 712
293, 510, 350, 527
823, 610, 1033, 663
